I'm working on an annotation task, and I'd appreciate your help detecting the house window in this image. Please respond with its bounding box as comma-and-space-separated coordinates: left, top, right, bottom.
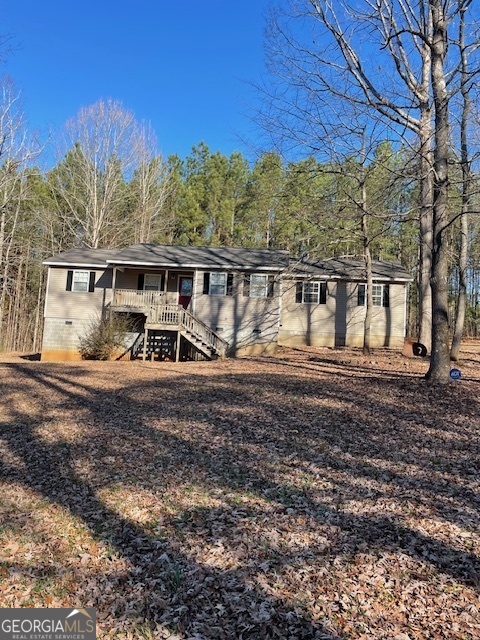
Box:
66, 270, 96, 293
72, 270, 90, 292
243, 274, 275, 298
144, 274, 163, 291
357, 284, 390, 307
250, 274, 268, 298
210, 272, 227, 296
203, 272, 234, 296
295, 281, 327, 304
372, 284, 383, 306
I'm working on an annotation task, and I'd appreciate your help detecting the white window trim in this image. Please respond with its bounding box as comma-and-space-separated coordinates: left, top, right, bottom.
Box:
144, 273, 163, 291
372, 284, 384, 307
250, 273, 269, 298
302, 281, 326, 304
209, 272, 227, 296
358, 283, 386, 307
72, 270, 90, 292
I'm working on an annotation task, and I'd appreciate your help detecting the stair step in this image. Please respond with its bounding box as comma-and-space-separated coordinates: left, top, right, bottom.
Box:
184, 333, 212, 348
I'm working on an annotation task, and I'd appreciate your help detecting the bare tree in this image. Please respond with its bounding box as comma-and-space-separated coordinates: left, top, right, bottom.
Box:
261, 0, 479, 380
330, 127, 403, 355
261, 0, 435, 348
128, 123, 173, 244
425, 0, 453, 381
51, 99, 143, 248
0, 77, 41, 347
450, 0, 473, 361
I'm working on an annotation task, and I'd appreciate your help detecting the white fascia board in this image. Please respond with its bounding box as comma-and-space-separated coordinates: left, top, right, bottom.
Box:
372, 277, 413, 283
351, 277, 413, 283
43, 261, 112, 268
285, 274, 342, 280
285, 274, 412, 282
106, 259, 283, 271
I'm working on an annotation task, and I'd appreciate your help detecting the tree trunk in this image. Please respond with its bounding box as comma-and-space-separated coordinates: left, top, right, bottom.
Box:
450, 205, 468, 361
450, 2, 470, 362
33, 268, 44, 353
418, 113, 433, 352
361, 175, 373, 356
363, 235, 373, 356
426, 0, 451, 382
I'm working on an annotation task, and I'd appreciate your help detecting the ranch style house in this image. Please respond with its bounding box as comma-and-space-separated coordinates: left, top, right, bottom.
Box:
41, 243, 412, 361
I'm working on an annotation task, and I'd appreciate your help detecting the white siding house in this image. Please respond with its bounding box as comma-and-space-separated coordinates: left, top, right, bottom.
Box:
41, 245, 412, 361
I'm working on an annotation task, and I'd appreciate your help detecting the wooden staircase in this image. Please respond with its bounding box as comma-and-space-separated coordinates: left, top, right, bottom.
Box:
145, 304, 228, 360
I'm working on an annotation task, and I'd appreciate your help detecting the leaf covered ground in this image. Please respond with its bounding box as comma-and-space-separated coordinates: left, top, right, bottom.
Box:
0, 346, 479, 639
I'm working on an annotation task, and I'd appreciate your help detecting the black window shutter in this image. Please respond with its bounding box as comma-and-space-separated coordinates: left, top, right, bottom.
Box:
320, 282, 327, 304
358, 284, 366, 306
160, 274, 165, 292
243, 274, 251, 297
267, 275, 275, 298
138, 274, 144, 290
296, 282, 303, 303
226, 273, 234, 296
203, 272, 210, 295
66, 270, 73, 291
88, 271, 96, 293
383, 284, 390, 308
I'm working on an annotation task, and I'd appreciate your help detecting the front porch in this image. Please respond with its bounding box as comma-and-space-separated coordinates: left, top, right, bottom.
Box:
111, 266, 196, 310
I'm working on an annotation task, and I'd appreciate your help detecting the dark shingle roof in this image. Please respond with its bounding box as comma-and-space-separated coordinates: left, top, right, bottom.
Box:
106, 244, 290, 270
291, 257, 412, 281
43, 245, 412, 281
43, 248, 118, 267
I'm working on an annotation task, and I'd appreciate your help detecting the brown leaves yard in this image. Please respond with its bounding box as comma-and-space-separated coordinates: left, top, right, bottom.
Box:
0, 346, 479, 639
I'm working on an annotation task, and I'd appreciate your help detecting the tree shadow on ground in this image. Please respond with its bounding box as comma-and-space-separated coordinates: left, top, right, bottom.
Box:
0, 360, 479, 638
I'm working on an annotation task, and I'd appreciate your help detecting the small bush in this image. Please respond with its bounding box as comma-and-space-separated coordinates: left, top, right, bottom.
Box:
79, 314, 132, 360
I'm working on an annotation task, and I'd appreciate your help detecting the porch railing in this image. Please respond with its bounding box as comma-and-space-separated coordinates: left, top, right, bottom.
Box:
181, 306, 229, 357
147, 304, 182, 325
112, 289, 166, 309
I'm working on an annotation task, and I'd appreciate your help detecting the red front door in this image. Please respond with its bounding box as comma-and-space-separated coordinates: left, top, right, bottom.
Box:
178, 276, 193, 309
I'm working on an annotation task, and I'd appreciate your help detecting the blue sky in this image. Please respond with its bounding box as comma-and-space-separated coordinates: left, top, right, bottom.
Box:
3, 0, 271, 162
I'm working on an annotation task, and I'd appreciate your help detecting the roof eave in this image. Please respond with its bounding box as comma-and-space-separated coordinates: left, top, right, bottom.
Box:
43, 261, 112, 268
287, 273, 413, 282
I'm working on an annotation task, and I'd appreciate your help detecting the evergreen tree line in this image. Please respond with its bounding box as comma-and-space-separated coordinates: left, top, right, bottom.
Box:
1, 94, 480, 353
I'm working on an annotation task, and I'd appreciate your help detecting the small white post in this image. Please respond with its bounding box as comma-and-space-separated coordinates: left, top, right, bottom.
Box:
175, 331, 181, 362
143, 327, 149, 362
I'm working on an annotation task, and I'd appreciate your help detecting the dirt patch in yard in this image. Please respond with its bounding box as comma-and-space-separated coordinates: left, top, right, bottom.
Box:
0, 347, 479, 639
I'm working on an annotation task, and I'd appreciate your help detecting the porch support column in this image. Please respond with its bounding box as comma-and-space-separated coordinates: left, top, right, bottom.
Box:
175, 331, 181, 362
143, 327, 149, 362
111, 265, 117, 310
192, 269, 197, 314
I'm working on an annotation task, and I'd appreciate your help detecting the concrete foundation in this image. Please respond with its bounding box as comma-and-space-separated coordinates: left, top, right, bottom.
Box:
41, 317, 91, 361
278, 332, 404, 349
234, 342, 278, 357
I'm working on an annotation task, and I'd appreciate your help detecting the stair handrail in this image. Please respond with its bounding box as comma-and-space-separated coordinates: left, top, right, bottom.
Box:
181, 307, 229, 357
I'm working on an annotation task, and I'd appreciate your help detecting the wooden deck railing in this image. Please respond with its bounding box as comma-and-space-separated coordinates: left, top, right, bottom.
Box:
181, 307, 229, 357
147, 304, 228, 357
112, 289, 166, 309
147, 304, 182, 326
